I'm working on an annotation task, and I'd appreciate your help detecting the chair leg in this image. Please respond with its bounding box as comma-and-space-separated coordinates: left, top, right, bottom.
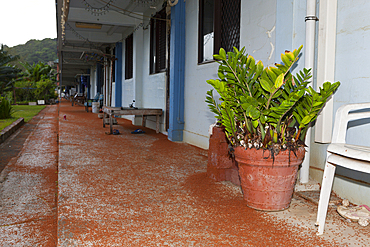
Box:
316, 160, 336, 235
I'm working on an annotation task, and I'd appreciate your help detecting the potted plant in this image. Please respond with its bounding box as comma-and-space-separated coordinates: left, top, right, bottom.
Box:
206, 45, 340, 211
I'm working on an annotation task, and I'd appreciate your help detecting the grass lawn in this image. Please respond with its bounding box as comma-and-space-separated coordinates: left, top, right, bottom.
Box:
0, 105, 46, 131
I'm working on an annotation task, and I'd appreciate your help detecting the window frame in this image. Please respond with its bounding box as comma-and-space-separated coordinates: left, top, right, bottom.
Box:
198, 0, 240, 64
150, 8, 167, 74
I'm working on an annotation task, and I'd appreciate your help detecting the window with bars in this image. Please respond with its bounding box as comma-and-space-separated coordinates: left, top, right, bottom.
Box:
198, 0, 241, 63
125, 34, 133, 80
150, 8, 167, 74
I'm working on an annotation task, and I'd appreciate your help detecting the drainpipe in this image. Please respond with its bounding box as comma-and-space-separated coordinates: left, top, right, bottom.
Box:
300, 0, 318, 183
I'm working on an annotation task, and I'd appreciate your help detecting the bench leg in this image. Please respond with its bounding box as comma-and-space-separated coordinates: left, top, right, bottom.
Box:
316, 158, 336, 235
103, 112, 106, 127
109, 114, 113, 134
142, 115, 146, 127
156, 115, 160, 133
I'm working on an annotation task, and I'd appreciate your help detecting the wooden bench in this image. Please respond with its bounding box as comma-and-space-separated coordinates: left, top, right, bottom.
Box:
72, 94, 86, 106
102, 106, 163, 134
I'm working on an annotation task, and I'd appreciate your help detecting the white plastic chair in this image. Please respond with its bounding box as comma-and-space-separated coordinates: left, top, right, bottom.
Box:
316, 103, 370, 235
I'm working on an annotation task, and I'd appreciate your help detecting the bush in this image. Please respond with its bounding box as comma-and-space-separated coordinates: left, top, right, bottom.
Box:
14, 80, 37, 103
35, 79, 57, 101
0, 96, 13, 119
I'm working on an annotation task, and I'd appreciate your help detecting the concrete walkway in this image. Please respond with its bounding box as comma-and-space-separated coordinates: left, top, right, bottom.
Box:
0, 101, 369, 246
0, 105, 58, 246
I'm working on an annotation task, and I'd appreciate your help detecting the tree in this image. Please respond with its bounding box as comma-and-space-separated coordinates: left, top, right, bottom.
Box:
35, 79, 57, 101
0, 45, 21, 95
4, 38, 57, 66
20, 61, 56, 82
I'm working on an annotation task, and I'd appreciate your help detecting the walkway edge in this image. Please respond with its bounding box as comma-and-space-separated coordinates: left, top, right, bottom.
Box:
0, 117, 24, 145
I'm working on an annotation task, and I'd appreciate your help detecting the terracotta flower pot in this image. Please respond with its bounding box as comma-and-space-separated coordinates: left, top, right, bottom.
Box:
234, 146, 305, 211
207, 126, 240, 186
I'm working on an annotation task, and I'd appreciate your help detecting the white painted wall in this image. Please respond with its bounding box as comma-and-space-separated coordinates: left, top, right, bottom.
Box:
119, 18, 167, 131
241, 0, 277, 66
121, 38, 133, 109
310, 0, 370, 205
140, 19, 166, 132
183, 0, 219, 149
183, 0, 278, 149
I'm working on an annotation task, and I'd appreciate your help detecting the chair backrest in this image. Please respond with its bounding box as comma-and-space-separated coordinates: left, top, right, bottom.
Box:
332, 103, 370, 143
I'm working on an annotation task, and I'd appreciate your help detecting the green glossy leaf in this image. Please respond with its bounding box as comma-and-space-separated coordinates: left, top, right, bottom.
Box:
285, 51, 295, 62
219, 48, 227, 60
300, 113, 316, 127
252, 120, 259, 128
274, 73, 284, 89
260, 78, 273, 92
281, 53, 291, 67
217, 72, 225, 80
247, 55, 255, 69
255, 60, 264, 77
213, 54, 223, 60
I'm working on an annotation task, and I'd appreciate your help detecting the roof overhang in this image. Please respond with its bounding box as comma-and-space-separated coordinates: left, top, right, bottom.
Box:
56, 0, 163, 86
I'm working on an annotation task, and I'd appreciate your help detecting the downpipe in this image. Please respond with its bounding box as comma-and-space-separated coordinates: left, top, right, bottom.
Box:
300, 0, 319, 183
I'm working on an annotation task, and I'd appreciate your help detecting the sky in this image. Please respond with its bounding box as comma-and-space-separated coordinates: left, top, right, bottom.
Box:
0, 0, 57, 47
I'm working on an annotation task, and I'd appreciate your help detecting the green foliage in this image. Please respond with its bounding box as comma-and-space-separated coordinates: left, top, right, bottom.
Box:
12, 62, 57, 103
4, 38, 57, 66
206, 46, 340, 153
205, 89, 222, 121
14, 80, 37, 103
35, 79, 57, 101
20, 61, 57, 83
0, 45, 22, 94
0, 96, 13, 119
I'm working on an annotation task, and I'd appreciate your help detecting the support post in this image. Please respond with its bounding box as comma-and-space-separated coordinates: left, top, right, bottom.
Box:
115, 42, 123, 107
168, 0, 186, 142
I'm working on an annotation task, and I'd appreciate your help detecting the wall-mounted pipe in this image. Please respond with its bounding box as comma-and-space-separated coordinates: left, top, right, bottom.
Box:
300, 0, 318, 183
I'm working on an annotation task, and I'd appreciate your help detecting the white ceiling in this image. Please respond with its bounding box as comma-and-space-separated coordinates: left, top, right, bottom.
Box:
57, 0, 163, 86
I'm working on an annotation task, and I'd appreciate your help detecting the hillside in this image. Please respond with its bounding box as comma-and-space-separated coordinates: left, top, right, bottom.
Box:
5, 38, 57, 66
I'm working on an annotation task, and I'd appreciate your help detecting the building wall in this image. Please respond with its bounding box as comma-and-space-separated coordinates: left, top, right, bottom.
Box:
87, 0, 369, 205
121, 35, 135, 122
119, 19, 167, 131
141, 24, 166, 132
310, 0, 370, 205
183, 0, 278, 149
183, 0, 218, 149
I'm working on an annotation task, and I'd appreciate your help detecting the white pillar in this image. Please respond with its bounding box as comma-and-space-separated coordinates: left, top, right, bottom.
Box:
314, 0, 338, 143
